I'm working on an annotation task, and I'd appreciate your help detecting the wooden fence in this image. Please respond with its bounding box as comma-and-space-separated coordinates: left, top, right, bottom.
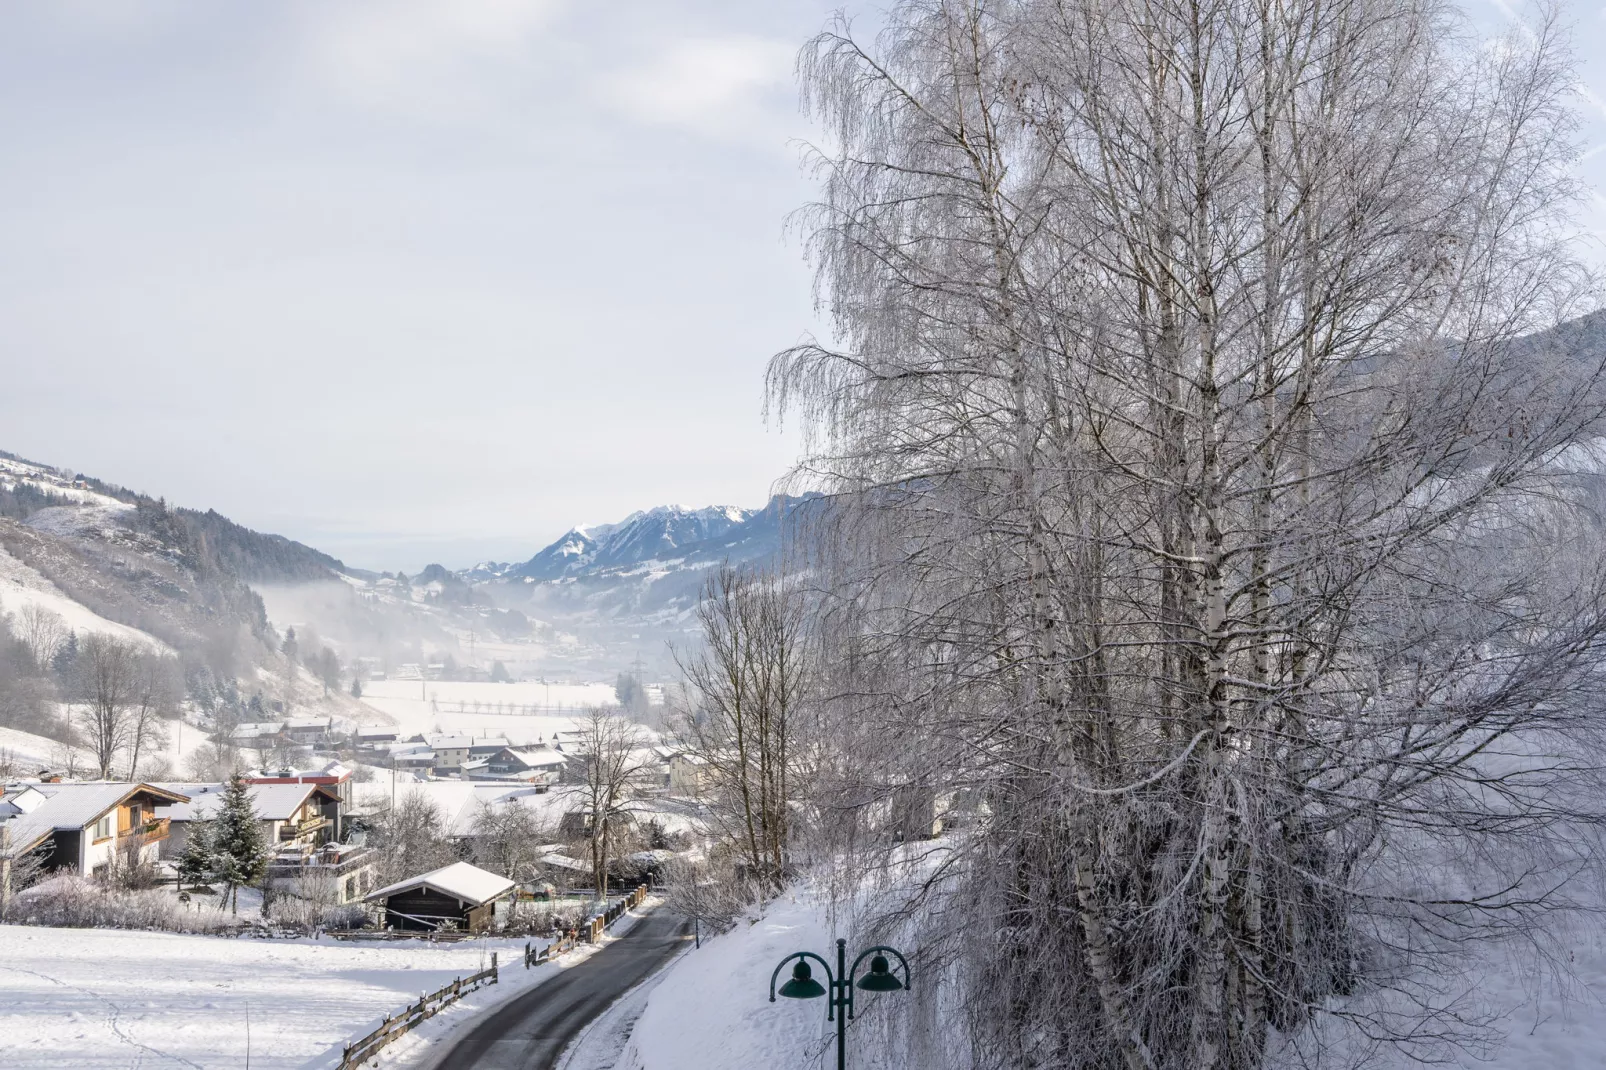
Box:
339, 887, 652, 1067
524, 886, 650, 966
336, 954, 497, 1070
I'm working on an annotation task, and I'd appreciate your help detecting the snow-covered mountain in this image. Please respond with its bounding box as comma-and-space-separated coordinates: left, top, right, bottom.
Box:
509, 505, 757, 581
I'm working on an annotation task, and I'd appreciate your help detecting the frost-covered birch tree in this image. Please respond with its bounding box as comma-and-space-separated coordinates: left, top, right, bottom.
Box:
771, 1, 1606, 1068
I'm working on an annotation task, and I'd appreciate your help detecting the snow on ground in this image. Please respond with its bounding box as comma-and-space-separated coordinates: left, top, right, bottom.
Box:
621, 891, 839, 1070
0, 726, 93, 775
0, 546, 171, 654
356, 679, 619, 739
0, 924, 553, 1069
624, 883, 1606, 1070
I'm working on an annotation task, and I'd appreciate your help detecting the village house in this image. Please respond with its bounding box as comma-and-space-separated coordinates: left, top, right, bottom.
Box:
230, 721, 286, 747
0, 782, 190, 877
157, 781, 342, 858
463, 745, 569, 786
266, 838, 378, 905
245, 761, 355, 838
422, 733, 473, 774
283, 717, 334, 746
366, 861, 514, 932
667, 752, 710, 796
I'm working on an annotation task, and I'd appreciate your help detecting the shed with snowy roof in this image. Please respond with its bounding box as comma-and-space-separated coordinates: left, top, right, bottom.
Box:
365, 861, 515, 932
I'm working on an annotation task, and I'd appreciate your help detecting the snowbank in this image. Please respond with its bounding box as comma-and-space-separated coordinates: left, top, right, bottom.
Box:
620, 892, 846, 1070
624, 886, 1606, 1070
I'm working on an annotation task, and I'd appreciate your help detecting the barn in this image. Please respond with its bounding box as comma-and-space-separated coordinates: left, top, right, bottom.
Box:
365, 861, 515, 932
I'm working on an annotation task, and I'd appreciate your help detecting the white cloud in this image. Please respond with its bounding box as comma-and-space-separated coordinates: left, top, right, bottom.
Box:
297, 0, 564, 119
603, 35, 795, 140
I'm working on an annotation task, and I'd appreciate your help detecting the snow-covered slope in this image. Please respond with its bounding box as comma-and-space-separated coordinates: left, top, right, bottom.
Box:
0, 544, 171, 654
509, 505, 761, 582
624, 886, 1606, 1070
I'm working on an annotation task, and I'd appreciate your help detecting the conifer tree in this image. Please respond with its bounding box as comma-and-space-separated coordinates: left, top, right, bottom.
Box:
349, 675, 363, 699
176, 818, 214, 891
211, 774, 270, 914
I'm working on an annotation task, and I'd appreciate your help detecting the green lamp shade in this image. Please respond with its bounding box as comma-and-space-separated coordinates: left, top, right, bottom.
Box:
856, 955, 904, 992
778, 961, 828, 1000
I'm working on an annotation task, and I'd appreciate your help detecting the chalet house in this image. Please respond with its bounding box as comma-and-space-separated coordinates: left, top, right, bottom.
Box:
157, 781, 342, 858
246, 761, 355, 838
463, 745, 568, 786
355, 726, 400, 746
366, 861, 514, 932
0, 782, 190, 877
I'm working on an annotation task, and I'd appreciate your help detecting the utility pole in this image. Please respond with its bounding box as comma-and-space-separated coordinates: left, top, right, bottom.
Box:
1, 824, 11, 920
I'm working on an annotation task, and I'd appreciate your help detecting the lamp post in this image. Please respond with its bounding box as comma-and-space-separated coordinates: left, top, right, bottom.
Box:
769, 938, 910, 1070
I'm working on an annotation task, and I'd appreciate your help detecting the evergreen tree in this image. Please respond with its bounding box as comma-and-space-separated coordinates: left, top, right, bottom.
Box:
51, 631, 78, 679
176, 818, 215, 890
349, 675, 363, 699
280, 626, 298, 664
210, 774, 270, 914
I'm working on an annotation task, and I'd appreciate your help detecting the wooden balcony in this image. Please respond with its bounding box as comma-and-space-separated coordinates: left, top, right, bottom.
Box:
119, 817, 170, 844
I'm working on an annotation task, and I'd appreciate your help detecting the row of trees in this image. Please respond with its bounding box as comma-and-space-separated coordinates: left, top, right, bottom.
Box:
743, 2, 1606, 1068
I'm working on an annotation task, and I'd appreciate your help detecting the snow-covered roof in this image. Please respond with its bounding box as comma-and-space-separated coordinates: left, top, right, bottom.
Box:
366, 861, 515, 906
502, 746, 569, 769
426, 734, 473, 750
538, 852, 589, 873
356, 726, 399, 739
156, 782, 335, 822
0, 782, 190, 853
349, 781, 581, 836
231, 722, 285, 738
284, 718, 331, 730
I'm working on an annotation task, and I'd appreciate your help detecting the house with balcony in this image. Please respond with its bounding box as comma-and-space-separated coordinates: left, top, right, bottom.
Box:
157, 781, 342, 859
266, 838, 379, 905
0, 782, 190, 877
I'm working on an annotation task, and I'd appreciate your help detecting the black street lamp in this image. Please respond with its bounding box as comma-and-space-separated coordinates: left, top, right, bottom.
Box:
769, 938, 911, 1070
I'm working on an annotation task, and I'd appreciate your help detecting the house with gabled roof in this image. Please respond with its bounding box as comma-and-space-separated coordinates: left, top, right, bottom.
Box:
155, 781, 341, 858
0, 782, 190, 877
366, 861, 514, 931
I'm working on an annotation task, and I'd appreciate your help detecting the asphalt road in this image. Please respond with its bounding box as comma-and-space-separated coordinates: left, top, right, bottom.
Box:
430, 908, 692, 1070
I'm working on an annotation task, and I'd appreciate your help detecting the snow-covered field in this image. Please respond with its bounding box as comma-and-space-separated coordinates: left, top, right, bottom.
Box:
0, 925, 553, 1069
356, 679, 620, 739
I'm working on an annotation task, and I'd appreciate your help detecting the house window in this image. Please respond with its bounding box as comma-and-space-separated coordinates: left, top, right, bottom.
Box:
92, 814, 114, 841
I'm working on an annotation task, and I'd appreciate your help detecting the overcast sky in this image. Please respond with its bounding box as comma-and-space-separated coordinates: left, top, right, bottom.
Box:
2, 1, 1603, 572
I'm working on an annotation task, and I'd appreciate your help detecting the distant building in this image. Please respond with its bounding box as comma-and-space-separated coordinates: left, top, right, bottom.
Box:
463, 746, 569, 786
